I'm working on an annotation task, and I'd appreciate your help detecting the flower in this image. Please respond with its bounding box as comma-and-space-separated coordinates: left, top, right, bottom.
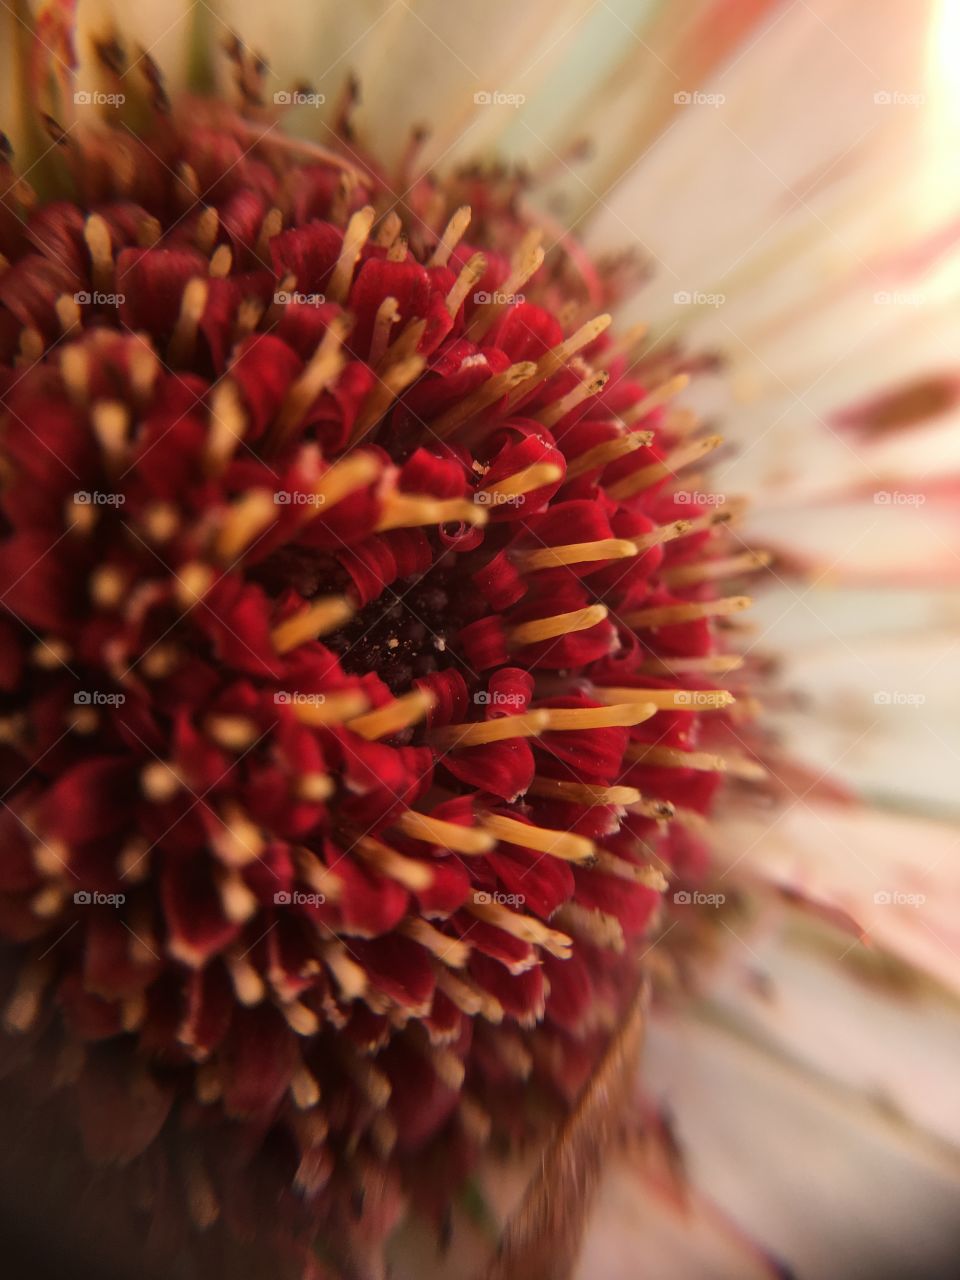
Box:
1, 3, 959, 1280
0, 9, 777, 1277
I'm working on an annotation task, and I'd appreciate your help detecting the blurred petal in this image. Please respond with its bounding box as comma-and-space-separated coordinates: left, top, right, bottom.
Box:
627, 1008, 960, 1280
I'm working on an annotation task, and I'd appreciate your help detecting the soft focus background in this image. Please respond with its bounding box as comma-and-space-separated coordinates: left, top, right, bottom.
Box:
7, 1, 960, 1276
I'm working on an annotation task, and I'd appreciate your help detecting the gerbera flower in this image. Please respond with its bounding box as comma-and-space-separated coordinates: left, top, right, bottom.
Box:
0, 3, 957, 1280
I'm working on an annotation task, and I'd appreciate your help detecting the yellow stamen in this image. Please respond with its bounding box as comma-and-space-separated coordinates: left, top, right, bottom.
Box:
505, 313, 613, 410
479, 461, 562, 501
211, 802, 264, 868
349, 354, 426, 444
593, 687, 734, 711
375, 492, 486, 532
527, 777, 642, 807
311, 452, 381, 510
213, 491, 276, 563
271, 598, 353, 654
430, 361, 536, 438
564, 430, 653, 481
480, 813, 595, 863
592, 851, 668, 890
369, 296, 400, 367
466, 231, 544, 341
84, 213, 113, 290
446, 251, 486, 316
467, 898, 572, 959
428, 205, 471, 267
639, 653, 744, 676
168, 278, 209, 366
623, 596, 752, 628
608, 433, 723, 500
347, 688, 435, 740
356, 837, 434, 891
435, 968, 503, 1022
429, 710, 550, 751
509, 604, 608, 647
209, 244, 232, 278
328, 205, 376, 304
626, 743, 766, 780
661, 550, 771, 588
630, 520, 692, 554
536, 371, 609, 429
511, 537, 637, 572
375, 210, 403, 249
395, 811, 495, 854
402, 918, 471, 967
621, 373, 690, 425
207, 379, 247, 473
274, 317, 349, 437
541, 702, 658, 731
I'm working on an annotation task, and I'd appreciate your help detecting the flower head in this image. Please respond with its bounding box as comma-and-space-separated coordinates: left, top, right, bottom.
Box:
0, 33, 768, 1273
